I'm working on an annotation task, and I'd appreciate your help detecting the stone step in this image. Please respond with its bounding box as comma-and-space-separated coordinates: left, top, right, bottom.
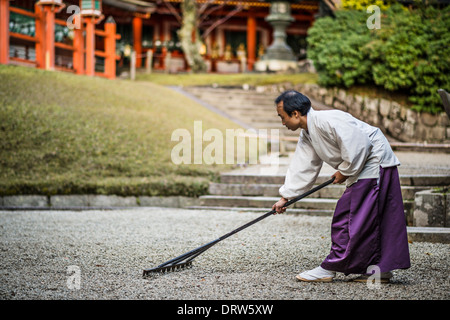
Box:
185, 87, 275, 100
199, 195, 338, 210
196, 102, 276, 114
208, 182, 429, 201
195, 196, 414, 222
220, 173, 450, 187
247, 116, 280, 124
208, 110, 280, 125
186, 94, 274, 107
209, 182, 344, 198
407, 227, 450, 244
189, 204, 417, 219
187, 205, 334, 216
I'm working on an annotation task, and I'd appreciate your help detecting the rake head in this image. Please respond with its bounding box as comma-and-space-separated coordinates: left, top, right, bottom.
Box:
143, 261, 193, 276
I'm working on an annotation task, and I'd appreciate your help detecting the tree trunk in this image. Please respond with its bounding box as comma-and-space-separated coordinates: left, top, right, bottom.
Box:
178, 0, 207, 73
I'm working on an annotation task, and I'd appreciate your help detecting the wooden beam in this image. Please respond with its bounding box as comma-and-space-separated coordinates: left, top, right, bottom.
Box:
10, 32, 38, 42
9, 6, 38, 18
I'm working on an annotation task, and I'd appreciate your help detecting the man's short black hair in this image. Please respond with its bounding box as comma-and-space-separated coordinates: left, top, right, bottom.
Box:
275, 90, 311, 117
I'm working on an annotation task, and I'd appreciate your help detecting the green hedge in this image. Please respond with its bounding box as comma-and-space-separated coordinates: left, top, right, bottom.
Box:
0, 175, 213, 198
307, 4, 450, 114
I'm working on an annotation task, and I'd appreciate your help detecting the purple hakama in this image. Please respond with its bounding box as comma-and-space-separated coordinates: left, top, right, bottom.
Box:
320, 166, 411, 275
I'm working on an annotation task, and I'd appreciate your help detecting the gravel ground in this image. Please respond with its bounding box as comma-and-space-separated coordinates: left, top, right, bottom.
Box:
0, 207, 448, 300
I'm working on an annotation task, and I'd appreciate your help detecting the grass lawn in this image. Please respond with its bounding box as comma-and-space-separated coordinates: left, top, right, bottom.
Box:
0, 65, 246, 197
136, 71, 319, 87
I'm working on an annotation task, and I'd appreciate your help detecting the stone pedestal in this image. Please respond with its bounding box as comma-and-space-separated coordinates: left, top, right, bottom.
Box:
254, 59, 297, 72
414, 189, 450, 227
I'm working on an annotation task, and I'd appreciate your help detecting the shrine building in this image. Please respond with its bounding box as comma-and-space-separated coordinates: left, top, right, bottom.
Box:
0, 0, 337, 78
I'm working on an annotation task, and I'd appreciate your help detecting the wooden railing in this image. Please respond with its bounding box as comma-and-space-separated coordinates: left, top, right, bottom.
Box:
3, 3, 120, 79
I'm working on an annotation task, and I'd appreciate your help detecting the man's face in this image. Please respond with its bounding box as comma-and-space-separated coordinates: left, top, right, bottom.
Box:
276, 101, 306, 131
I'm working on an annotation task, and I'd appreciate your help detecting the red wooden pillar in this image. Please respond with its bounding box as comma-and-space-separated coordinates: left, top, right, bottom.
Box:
84, 16, 96, 76
104, 16, 116, 79
0, 0, 10, 65
43, 5, 55, 70
36, 1, 64, 70
35, 3, 44, 68
247, 15, 257, 72
79, 1, 103, 77
132, 16, 142, 68
72, 21, 84, 75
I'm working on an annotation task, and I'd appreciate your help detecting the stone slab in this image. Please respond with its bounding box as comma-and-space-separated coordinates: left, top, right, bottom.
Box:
51, 195, 90, 207
138, 196, 200, 208
407, 227, 450, 243
88, 195, 138, 207
3, 195, 49, 207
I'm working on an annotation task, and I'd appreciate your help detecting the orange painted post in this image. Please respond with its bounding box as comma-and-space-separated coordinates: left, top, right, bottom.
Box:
84, 17, 95, 76
247, 15, 256, 72
0, 0, 10, 65
34, 3, 45, 68
80, 1, 103, 76
132, 16, 142, 68
72, 19, 84, 74
36, 1, 64, 70
43, 6, 55, 70
104, 16, 116, 79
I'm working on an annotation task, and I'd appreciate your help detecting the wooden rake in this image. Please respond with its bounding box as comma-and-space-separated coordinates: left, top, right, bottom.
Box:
143, 177, 335, 276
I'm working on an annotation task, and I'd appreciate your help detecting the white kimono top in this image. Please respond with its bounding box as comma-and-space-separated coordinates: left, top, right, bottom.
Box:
279, 108, 400, 199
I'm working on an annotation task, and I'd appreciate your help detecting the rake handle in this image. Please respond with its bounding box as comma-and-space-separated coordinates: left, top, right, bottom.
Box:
217, 176, 335, 243
147, 177, 335, 273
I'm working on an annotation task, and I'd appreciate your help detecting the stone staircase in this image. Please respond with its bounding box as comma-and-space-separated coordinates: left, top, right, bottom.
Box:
190, 167, 450, 242
181, 86, 333, 152
191, 165, 449, 224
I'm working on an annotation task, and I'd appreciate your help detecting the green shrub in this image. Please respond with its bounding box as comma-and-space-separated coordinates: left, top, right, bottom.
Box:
307, 4, 450, 114
369, 5, 450, 113
307, 10, 372, 88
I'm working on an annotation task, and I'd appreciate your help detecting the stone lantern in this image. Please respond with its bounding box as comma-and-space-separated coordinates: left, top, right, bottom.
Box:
36, 0, 65, 9
255, 0, 297, 72
80, 0, 102, 17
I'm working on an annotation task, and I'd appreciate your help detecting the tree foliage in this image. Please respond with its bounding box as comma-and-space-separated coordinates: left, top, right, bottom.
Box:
307, 4, 450, 114
341, 0, 393, 11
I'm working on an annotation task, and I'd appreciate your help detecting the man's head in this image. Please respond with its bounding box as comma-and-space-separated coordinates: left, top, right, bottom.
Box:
275, 90, 311, 131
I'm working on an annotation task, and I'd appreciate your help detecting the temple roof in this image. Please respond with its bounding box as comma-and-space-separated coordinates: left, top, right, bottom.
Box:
102, 0, 323, 13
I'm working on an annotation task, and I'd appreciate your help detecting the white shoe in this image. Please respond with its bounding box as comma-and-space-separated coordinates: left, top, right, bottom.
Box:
296, 266, 336, 282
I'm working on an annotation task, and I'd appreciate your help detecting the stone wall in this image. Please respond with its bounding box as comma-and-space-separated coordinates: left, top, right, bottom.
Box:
273, 83, 450, 144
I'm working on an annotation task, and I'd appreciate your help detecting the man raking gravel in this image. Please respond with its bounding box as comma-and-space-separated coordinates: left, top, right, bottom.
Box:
272, 90, 411, 283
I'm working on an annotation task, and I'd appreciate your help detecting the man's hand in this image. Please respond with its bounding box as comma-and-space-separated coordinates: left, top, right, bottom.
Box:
272, 197, 288, 214
332, 171, 348, 184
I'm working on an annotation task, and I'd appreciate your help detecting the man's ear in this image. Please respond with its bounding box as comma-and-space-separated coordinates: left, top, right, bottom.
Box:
291, 110, 300, 118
